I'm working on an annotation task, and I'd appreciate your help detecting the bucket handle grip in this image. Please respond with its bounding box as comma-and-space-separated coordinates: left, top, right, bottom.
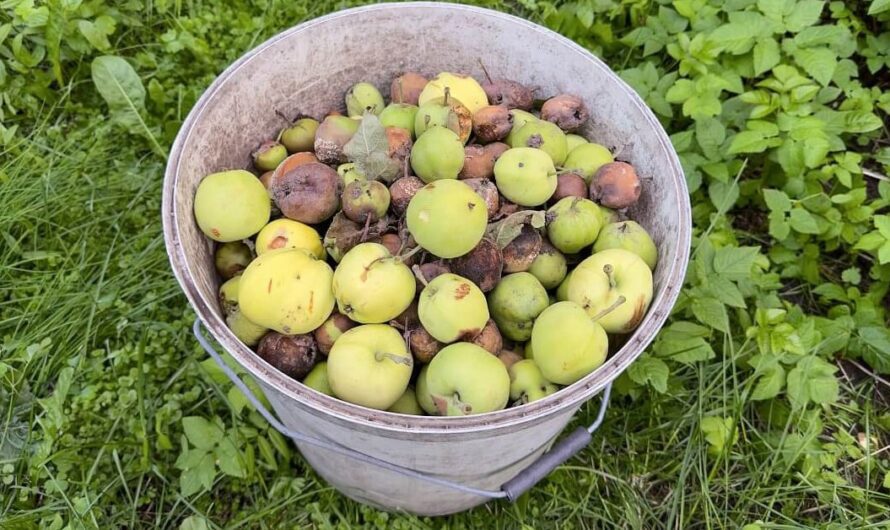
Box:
194, 318, 611, 502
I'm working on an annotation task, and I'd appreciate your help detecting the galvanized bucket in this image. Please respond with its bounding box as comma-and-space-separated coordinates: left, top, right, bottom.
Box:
162, 2, 691, 516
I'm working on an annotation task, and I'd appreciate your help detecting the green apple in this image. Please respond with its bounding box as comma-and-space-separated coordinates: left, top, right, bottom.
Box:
528, 240, 567, 289
303, 362, 333, 396
593, 221, 658, 270
509, 359, 558, 404
418, 72, 489, 114
565, 133, 588, 153
531, 301, 608, 385
504, 109, 538, 146
426, 343, 510, 415
493, 147, 557, 207
239, 249, 334, 335
487, 272, 549, 341
508, 119, 568, 165
556, 269, 573, 301
546, 197, 602, 254
406, 179, 488, 258
387, 387, 424, 415
327, 324, 413, 410
563, 143, 614, 184
332, 243, 415, 323
379, 103, 419, 137
415, 365, 438, 414
567, 248, 653, 333
418, 273, 490, 343
219, 276, 267, 346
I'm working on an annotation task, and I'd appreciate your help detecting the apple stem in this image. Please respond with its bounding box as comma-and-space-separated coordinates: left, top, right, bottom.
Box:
603, 264, 616, 289
443, 87, 451, 106
590, 295, 626, 322
411, 264, 429, 287
397, 78, 404, 103
397, 245, 423, 263
375, 351, 412, 366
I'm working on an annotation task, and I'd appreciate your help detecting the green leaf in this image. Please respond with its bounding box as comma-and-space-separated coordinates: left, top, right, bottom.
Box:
342, 113, 400, 182
880, 241, 890, 264
789, 208, 821, 234
712, 246, 759, 281
709, 181, 739, 212
769, 211, 790, 239
763, 189, 792, 212
753, 39, 781, 76
875, 216, 890, 238
868, 0, 890, 15
708, 23, 755, 54
751, 364, 785, 400
793, 47, 837, 86
657, 337, 715, 364
841, 267, 861, 284
485, 210, 546, 249
854, 231, 886, 251
179, 516, 210, 530
179, 453, 215, 496
709, 276, 746, 308
700, 417, 737, 456
884, 471, 890, 489
182, 417, 223, 450
627, 356, 669, 393
842, 111, 883, 133
215, 437, 246, 478
91, 56, 163, 156
786, 357, 838, 409
785, 1, 825, 32
691, 297, 730, 333
727, 130, 775, 154
78, 16, 116, 51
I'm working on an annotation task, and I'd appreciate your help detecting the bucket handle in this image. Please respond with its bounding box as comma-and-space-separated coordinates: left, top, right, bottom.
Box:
194, 318, 611, 501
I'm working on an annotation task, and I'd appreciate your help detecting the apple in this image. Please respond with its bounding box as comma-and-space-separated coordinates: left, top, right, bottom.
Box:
487, 272, 549, 341
238, 248, 334, 335
387, 387, 424, 415
255, 218, 325, 259
302, 362, 333, 396
509, 359, 558, 404
530, 301, 608, 385
593, 221, 658, 270
331, 243, 416, 323
425, 343, 510, 415
566, 248, 653, 333
415, 365, 438, 415
418, 273, 490, 343
327, 324, 413, 410
218, 276, 268, 346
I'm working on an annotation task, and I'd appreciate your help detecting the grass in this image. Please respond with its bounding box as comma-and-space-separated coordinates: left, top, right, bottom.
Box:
1, 0, 889, 528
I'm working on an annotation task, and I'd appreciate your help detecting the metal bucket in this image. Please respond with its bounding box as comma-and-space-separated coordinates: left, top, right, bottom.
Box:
162, 2, 691, 516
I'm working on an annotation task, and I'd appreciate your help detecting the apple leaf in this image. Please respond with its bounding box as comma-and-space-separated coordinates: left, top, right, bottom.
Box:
343, 113, 400, 183
486, 210, 546, 249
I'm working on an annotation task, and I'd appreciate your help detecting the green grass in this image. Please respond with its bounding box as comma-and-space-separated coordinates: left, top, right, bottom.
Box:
2, 0, 889, 528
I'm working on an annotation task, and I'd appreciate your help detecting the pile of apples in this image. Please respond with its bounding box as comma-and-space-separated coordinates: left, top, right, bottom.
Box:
194, 71, 657, 416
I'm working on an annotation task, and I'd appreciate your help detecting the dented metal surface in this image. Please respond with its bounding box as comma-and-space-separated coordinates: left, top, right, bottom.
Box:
162, 2, 691, 515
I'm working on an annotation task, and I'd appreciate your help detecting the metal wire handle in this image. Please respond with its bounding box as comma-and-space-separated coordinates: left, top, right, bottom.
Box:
193, 318, 611, 501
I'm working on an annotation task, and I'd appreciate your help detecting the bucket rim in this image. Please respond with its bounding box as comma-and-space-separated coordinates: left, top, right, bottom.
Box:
162, 1, 692, 435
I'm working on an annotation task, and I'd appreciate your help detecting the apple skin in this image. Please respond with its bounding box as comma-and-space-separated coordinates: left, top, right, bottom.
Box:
418, 273, 490, 343
593, 221, 658, 270
255, 218, 325, 259
415, 366, 438, 414
238, 249, 334, 335
546, 197, 602, 254
332, 243, 415, 323
303, 362, 333, 396
531, 301, 608, 385
487, 272, 549, 341
562, 143, 614, 184
566, 248, 653, 333
509, 359, 558, 404
387, 387, 424, 415
556, 269, 573, 302
425, 343, 510, 415
327, 324, 413, 410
